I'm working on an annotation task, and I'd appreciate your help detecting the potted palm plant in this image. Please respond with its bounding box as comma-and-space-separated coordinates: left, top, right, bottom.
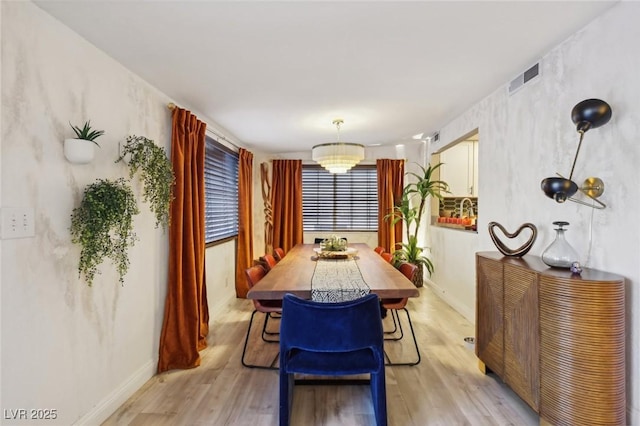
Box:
385, 163, 449, 287
64, 120, 105, 164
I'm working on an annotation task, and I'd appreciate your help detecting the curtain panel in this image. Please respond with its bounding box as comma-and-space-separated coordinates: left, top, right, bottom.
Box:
271, 159, 303, 253
376, 159, 405, 254
158, 107, 209, 373
235, 148, 254, 298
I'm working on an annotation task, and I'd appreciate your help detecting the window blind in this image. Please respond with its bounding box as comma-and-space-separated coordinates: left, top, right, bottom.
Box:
302, 165, 378, 231
204, 136, 239, 243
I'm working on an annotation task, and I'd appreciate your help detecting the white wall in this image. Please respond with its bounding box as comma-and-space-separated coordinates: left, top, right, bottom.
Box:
0, 3, 243, 424
426, 3, 640, 422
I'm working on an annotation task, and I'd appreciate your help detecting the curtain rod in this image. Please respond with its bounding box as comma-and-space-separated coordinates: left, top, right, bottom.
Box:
167, 102, 240, 150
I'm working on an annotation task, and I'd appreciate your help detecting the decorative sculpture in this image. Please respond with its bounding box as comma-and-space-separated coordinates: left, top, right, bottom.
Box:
260, 162, 274, 255
488, 222, 538, 257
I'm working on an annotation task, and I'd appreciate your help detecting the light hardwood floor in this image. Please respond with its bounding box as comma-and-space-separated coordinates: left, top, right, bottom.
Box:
103, 285, 538, 426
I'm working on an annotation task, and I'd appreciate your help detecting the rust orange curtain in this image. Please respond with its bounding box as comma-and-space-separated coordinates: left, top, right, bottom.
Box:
271, 160, 303, 253
377, 159, 405, 253
235, 148, 254, 298
158, 108, 209, 373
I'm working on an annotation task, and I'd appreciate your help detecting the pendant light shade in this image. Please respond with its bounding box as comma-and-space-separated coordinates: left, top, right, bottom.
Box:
312, 119, 364, 174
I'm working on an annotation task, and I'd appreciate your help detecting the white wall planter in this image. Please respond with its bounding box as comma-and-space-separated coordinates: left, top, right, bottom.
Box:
64, 138, 95, 164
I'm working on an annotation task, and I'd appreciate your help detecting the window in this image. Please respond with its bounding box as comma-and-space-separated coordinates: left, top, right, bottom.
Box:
302, 165, 378, 231
204, 136, 239, 244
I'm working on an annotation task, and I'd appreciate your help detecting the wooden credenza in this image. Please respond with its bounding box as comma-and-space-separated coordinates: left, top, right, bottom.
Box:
475, 252, 626, 425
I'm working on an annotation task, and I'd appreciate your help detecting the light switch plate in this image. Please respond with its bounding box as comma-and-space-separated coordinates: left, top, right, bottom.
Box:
1, 207, 35, 239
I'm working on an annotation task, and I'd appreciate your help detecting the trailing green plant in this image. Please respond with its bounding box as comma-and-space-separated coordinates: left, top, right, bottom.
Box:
69, 120, 105, 146
116, 135, 175, 230
70, 178, 140, 286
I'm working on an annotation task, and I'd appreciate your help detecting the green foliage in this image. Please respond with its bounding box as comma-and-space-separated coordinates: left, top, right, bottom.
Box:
320, 235, 348, 252
385, 162, 449, 241
70, 178, 140, 286
384, 163, 449, 283
69, 120, 105, 146
117, 135, 175, 230
405, 162, 449, 239
392, 235, 434, 277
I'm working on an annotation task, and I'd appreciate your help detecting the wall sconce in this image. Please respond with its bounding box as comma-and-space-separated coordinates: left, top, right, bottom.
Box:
540, 99, 612, 209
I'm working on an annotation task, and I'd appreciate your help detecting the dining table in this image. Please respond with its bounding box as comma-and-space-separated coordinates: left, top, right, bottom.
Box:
247, 243, 420, 301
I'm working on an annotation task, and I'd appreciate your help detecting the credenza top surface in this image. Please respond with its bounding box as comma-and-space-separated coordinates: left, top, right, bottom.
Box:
476, 251, 624, 283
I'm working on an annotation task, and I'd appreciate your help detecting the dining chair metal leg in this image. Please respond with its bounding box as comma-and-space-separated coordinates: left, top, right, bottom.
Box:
242, 310, 280, 370
384, 308, 421, 366
383, 309, 404, 340
261, 313, 280, 342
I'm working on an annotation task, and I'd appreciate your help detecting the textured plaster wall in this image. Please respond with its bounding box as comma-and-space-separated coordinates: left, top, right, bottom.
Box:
427, 3, 640, 422
0, 2, 243, 424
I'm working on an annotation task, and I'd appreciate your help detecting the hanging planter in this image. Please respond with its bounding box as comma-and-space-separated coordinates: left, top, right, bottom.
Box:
70, 178, 139, 286
116, 135, 175, 230
64, 121, 105, 164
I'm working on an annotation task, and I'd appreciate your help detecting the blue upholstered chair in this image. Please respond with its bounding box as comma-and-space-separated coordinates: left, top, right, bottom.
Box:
279, 293, 387, 426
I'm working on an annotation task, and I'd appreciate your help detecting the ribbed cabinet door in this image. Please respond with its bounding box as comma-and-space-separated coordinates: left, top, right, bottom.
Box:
476, 255, 504, 376
539, 275, 625, 425
503, 264, 539, 411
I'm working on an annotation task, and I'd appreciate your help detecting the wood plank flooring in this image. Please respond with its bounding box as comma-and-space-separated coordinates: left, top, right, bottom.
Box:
103, 286, 538, 425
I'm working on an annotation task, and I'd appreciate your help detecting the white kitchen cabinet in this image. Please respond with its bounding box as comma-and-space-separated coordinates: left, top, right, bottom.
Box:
439, 140, 478, 197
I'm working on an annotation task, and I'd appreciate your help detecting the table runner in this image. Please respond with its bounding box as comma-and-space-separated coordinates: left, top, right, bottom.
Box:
311, 258, 370, 302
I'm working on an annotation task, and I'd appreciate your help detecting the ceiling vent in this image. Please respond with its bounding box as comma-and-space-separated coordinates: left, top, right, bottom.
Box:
432, 132, 440, 143
508, 62, 540, 96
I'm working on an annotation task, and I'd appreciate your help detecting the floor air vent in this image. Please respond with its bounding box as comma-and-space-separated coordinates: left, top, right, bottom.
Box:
508, 62, 540, 95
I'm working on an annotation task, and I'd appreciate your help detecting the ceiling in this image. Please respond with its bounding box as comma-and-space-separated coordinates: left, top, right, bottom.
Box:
34, 1, 617, 154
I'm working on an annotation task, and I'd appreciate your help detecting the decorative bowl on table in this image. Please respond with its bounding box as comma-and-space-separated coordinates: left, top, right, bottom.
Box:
313, 247, 358, 259
319, 235, 348, 252
315, 236, 357, 259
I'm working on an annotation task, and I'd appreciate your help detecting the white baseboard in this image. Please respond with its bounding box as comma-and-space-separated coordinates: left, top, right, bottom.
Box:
73, 360, 156, 426
74, 289, 235, 426
424, 279, 475, 324
629, 404, 639, 425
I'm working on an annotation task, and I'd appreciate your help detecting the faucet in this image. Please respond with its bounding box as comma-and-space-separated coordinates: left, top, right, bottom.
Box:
459, 198, 474, 218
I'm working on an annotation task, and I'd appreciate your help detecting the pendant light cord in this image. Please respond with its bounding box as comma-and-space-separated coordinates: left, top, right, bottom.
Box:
584, 199, 595, 267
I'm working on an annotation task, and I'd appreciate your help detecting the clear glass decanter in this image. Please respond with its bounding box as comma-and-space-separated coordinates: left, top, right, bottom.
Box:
542, 221, 579, 268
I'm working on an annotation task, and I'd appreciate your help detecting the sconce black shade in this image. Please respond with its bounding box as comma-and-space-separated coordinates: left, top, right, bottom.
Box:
541, 177, 578, 203
571, 99, 612, 133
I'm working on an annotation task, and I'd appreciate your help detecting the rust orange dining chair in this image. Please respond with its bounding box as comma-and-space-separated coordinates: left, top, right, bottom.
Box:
261, 254, 278, 271
380, 252, 393, 263
381, 262, 421, 366
241, 264, 281, 370
274, 247, 285, 262
374, 246, 385, 255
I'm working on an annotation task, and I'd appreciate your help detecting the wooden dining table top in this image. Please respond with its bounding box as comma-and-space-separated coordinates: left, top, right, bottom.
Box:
247, 243, 420, 300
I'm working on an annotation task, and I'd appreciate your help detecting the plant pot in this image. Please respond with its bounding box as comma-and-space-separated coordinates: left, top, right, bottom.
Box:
412, 263, 424, 287
64, 138, 95, 164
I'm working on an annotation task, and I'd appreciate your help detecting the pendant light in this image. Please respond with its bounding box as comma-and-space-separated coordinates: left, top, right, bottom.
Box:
312, 119, 364, 174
